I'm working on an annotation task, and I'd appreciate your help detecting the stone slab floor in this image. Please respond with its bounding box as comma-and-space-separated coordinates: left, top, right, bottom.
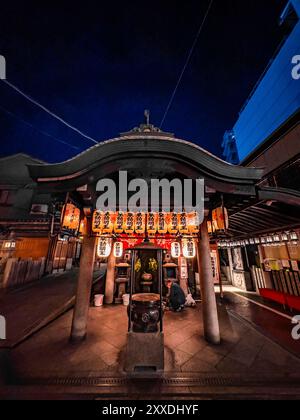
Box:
8, 302, 300, 381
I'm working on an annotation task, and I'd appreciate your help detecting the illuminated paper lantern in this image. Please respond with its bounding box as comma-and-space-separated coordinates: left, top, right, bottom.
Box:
178, 213, 189, 234
157, 212, 168, 234
114, 212, 124, 234
92, 211, 103, 233
102, 211, 114, 234
79, 217, 87, 235
187, 212, 200, 234
61, 204, 81, 231
97, 237, 112, 258
168, 213, 178, 234
212, 207, 229, 231
207, 220, 213, 234
135, 212, 146, 234
147, 212, 157, 235
290, 231, 299, 241
171, 242, 181, 258
182, 238, 196, 259
125, 212, 135, 234
113, 241, 124, 258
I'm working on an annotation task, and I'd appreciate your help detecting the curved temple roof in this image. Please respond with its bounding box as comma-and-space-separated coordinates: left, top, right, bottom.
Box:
28, 124, 264, 187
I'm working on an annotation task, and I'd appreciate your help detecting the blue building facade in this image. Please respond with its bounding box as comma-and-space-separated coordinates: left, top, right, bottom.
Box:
223, 0, 300, 163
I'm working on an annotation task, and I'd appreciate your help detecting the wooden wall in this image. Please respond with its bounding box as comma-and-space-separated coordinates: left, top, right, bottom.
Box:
14, 237, 50, 260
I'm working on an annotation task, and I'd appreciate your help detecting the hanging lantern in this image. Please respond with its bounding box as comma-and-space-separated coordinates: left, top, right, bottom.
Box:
182, 238, 196, 258
102, 211, 114, 234
168, 212, 178, 234
207, 220, 213, 234
97, 237, 112, 258
79, 217, 87, 235
290, 231, 298, 241
281, 233, 289, 242
157, 212, 168, 234
113, 241, 124, 258
147, 212, 157, 235
212, 207, 229, 231
171, 242, 181, 258
125, 212, 135, 234
61, 204, 81, 231
187, 212, 200, 234
178, 213, 189, 234
114, 212, 124, 234
92, 211, 103, 233
135, 212, 146, 234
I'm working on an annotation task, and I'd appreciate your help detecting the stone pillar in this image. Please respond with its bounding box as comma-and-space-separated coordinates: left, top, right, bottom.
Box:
198, 220, 221, 345
105, 246, 116, 304
70, 218, 97, 342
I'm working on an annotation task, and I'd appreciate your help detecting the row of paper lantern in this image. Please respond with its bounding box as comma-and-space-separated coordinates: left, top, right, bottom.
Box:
218, 231, 299, 249
171, 239, 196, 259
97, 237, 196, 259
92, 211, 200, 235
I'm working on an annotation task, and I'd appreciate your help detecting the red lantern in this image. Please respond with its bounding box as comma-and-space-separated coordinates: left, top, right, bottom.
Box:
61, 204, 81, 231
212, 207, 229, 231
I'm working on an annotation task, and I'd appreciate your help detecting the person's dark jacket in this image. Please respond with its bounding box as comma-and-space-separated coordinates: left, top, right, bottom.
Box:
169, 283, 186, 310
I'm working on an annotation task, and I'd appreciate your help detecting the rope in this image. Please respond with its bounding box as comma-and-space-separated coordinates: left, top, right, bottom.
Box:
1, 79, 98, 144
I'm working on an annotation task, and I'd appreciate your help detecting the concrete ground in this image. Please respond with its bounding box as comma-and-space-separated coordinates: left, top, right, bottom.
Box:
0, 268, 104, 348
8, 300, 300, 381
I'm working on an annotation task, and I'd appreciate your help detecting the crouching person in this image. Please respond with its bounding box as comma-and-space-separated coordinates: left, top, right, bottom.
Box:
167, 281, 186, 312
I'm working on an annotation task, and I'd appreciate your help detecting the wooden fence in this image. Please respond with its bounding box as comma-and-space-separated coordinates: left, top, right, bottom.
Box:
0, 257, 46, 289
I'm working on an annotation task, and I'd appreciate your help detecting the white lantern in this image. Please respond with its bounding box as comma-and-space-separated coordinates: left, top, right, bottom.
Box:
171, 242, 181, 258
97, 237, 112, 258
113, 241, 123, 258
182, 238, 196, 259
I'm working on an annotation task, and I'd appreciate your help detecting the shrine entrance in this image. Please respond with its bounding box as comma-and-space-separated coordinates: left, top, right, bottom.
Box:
28, 120, 265, 347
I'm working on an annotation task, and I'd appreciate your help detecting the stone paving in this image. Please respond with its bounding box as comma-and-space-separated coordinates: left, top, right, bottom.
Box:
8, 300, 300, 381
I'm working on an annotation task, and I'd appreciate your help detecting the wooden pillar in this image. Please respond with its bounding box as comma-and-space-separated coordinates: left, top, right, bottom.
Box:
70, 217, 97, 342
198, 220, 221, 345
105, 245, 116, 304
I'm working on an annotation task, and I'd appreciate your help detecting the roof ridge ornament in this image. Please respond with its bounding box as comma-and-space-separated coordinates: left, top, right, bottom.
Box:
120, 110, 174, 138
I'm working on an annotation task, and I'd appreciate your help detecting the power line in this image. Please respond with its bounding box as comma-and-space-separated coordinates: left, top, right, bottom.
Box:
0, 104, 81, 151
1, 79, 99, 145
160, 0, 214, 129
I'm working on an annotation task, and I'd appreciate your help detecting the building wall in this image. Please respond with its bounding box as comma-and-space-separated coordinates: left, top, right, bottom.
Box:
243, 121, 300, 193
14, 237, 50, 260
231, 19, 300, 162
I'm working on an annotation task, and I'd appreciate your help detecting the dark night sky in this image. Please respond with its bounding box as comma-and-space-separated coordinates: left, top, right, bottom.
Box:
0, 0, 287, 163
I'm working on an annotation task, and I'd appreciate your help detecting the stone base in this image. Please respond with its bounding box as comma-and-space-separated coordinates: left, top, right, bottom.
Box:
124, 332, 164, 373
